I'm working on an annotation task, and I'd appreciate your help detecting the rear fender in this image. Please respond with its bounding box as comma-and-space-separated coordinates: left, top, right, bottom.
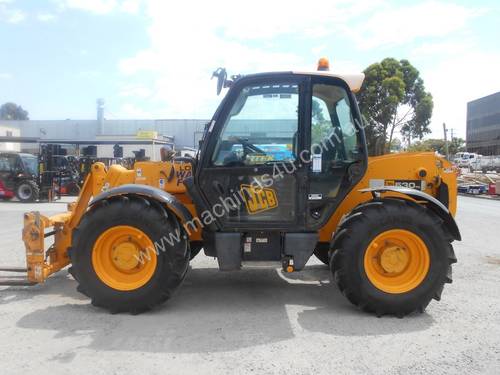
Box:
361, 186, 461, 241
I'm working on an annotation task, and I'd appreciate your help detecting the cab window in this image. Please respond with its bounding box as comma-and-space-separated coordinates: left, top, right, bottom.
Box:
0, 156, 11, 171
311, 84, 359, 164
212, 83, 299, 166
0, 155, 17, 172
309, 83, 359, 200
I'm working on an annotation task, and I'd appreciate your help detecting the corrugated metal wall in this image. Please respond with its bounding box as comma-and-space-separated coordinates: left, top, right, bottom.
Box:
1, 119, 209, 148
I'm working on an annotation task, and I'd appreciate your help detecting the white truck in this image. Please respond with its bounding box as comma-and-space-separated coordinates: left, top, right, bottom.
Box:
472, 155, 500, 173
453, 152, 482, 169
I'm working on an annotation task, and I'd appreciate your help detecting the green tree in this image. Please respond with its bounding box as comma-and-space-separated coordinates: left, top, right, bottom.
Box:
390, 137, 402, 153
0, 102, 29, 120
449, 137, 466, 155
311, 98, 331, 144
407, 139, 444, 153
407, 137, 465, 156
358, 58, 433, 155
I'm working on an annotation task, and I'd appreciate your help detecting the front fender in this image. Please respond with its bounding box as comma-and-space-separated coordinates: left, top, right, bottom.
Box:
90, 184, 193, 224
360, 186, 461, 241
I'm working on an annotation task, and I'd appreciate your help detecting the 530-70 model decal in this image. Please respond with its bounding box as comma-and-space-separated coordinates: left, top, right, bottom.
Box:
369, 179, 426, 191
385, 179, 426, 191
240, 184, 278, 214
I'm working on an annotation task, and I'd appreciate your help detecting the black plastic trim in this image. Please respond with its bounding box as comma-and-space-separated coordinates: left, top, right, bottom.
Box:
90, 184, 193, 224
360, 186, 461, 241
437, 182, 450, 208
284, 232, 319, 270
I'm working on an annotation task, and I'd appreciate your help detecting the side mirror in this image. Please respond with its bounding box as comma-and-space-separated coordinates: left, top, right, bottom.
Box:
211, 68, 241, 95
212, 68, 227, 95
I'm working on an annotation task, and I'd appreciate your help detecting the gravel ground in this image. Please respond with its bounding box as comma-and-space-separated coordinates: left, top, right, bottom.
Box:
0, 196, 499, 374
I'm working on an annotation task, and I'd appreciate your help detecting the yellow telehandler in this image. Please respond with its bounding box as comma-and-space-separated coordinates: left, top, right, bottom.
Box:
1, 59, 459, 316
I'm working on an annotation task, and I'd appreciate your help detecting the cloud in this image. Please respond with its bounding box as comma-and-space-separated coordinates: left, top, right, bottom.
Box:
411, 39, 475, 57
347, 1, 482, 50
0, 72, 12, 79
54, 0, 143, 15
0, 4, 26, 23
117, 0, 389, 118
119, 103, 154, 118
120, 0, 141, 14
78, 70, 102, 78
119, 85, 152, 98
37, 12, 57, 22
115, 0, 486, 120
423, 50, 500, 139
56, 0, 117, 14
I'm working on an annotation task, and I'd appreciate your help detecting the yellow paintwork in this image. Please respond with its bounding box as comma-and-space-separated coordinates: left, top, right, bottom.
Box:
363, 229, 430, 294
92, 225, 157, 291
22, 163, 107, 283
317, 152, 457, 242
22, 151, 457, 284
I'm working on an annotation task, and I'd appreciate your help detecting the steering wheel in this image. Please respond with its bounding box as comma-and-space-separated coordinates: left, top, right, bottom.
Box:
232, 137, 265, 155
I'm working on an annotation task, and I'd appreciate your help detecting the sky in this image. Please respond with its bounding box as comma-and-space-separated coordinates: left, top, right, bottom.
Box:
1, 0, 500, 140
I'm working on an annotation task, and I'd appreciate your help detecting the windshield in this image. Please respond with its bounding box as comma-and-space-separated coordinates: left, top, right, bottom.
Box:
212, 83, 299, 166
21, 156, 38, 176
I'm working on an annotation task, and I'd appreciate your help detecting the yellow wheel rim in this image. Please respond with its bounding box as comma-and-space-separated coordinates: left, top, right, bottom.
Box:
364, 229, 430, 294
92, 225, 157, 291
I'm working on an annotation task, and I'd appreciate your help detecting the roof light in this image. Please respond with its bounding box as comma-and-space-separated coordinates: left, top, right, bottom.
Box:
317, 57, 330, 71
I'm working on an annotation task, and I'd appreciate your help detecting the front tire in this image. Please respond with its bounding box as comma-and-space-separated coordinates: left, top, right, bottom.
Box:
189, 241, 203, 260
15, 180, 39, 202
331, 198, 457, 317
70, 196, 190, 313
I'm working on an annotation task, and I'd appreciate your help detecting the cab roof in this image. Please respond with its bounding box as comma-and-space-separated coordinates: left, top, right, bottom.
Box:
238, 71, 365, 93
293, 71, 365, 93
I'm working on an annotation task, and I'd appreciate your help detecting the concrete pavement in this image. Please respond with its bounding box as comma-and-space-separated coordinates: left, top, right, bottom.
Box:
0, 196, 499, 374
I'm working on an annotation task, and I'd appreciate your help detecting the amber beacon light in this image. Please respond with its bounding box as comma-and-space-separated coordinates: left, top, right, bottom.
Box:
317, 57, 330, 71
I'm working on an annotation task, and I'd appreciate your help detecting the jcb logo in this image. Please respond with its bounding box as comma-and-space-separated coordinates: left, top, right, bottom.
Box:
240, 184, 278, 214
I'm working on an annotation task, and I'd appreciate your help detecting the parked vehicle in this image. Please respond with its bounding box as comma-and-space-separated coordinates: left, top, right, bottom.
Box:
457, 184, 488, 194
470, 155, 500, 173
0, 152, 57, 202
453, 152, 482, 169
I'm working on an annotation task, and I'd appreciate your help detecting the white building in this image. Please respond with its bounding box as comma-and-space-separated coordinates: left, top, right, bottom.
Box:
0, 124, 21, 152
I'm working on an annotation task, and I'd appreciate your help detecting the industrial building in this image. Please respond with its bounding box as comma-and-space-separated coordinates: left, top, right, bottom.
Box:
0, 99, 207, 156
0, 118, 207, 148
466, 91, 500, 155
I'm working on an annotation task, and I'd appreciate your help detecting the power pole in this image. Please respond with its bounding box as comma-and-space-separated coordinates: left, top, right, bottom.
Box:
450, 128, 455, 155
443, 122, 449, 160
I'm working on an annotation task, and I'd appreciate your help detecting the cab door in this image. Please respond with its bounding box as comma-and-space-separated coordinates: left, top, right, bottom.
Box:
196, 75, 308, 231
305, 77, 367, 230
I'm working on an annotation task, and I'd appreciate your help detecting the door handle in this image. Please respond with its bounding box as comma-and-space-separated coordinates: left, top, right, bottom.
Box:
213, 180, 225, 196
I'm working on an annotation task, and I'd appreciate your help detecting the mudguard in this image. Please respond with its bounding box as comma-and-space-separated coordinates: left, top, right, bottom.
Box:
90, 184, 193, 224
360, 186, 461, 241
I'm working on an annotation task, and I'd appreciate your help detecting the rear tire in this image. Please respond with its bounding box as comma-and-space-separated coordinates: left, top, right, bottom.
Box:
68, 183, 81, 196
331, 198, 456, 317
15, 180, 39, 202
70, 196, 190, 313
